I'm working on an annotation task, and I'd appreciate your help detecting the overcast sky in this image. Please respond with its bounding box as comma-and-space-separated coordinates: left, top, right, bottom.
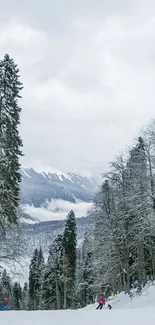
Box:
0, 0, 155, 172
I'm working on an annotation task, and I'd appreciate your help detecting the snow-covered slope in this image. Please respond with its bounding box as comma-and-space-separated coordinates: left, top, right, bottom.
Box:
1, 308, 155, 325
2, 282, 155, 324
85, 282, 155, 310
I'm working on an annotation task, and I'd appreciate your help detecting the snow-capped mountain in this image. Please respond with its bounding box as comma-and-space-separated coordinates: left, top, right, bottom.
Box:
20, 167, 98, 206
20, 167, 99, 222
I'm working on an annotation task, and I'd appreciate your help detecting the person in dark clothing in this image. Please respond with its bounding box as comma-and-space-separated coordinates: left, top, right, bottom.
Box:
96, 304, 103, 310
108, 304, 112, 310
96, 296, 106, 309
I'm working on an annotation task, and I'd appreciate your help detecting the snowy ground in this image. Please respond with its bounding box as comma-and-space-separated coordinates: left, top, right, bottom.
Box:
1, 283, 155, 324
1, 309, 155, 325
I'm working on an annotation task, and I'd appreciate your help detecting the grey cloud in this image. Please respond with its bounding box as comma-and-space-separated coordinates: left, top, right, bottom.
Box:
0, 0, 155, 171
0, 0, 137, 29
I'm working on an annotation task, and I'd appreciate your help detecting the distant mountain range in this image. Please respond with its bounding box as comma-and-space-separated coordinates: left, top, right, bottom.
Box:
20, 167, 98, 206
20, 167, 99, 222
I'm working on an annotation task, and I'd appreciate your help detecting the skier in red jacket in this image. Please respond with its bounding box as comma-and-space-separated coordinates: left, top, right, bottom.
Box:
96, 296, 106, 309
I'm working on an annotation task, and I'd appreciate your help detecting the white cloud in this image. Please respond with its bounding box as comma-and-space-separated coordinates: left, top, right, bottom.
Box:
0, 20, 48, 65
0, 20, 40, 43
23, 200, 92, 222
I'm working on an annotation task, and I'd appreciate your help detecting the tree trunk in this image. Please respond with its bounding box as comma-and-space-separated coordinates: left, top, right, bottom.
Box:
55, 269, 61, 309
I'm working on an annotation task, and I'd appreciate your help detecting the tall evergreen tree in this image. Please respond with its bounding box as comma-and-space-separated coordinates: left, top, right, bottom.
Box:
76, 232, 94, 308
21, 282, 28, 310
82, 232, 94, 305
37, 247, 45, 309
42, 235, 63, 310
127, 137, 148, 286
29, 248, 43, 310
12, 282, 22, 310
62, 210, 77, 308
0, 54, 23, 226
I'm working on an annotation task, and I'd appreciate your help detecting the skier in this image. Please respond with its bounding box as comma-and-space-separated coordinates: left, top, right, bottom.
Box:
2, 298, 9, 311
107, 304, 112, 310
96, 296, 106, 309
4, 298, 8, 306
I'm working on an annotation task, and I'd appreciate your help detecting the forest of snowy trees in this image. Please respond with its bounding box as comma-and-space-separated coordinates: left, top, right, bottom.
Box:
93, 135, 153, 295
1, 53, 155, 310
92, 127, 155, 296
17, 120, 155, 310
0, 210, 77, 310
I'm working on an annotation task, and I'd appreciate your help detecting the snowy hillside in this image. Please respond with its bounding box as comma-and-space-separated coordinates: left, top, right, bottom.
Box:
20, 215, 94, 257
4, 215, 94, 286
85, 282, 155, 310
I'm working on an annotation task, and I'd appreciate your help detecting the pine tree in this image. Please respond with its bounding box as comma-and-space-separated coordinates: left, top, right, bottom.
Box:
21, 282, 28, 310
0, 54, 23, 227
82, 232, 94, 305
29, 248, 41, 310
93, 179, 119, 295
62, 210, 77, 308
76, 231, 94, 308
76, 247, 84, 308
37, 247, 44, 309
12, 282, 22, 310
42, 235, 63, 310
127, 137, 148, 286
